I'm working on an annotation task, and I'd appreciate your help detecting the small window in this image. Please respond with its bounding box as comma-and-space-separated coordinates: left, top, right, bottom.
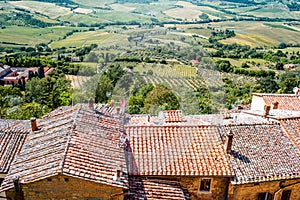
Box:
258, 192, 273, 200
200, 179, 211, 192
281, 190, 291, 200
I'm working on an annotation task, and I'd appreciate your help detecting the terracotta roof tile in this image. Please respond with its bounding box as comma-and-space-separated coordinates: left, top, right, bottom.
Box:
125, 125, 234, 177
164, 110, 183, 123
128, 178, 190, 199
221, 124, 300, 184
255, 93, 300, 111
0, 120, 30, 174
1, 105, 127, 191
281, 117, 300, 149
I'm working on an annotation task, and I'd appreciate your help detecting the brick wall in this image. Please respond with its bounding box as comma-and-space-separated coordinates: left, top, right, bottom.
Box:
228, 179, 300, 200
5, 175, 124, 200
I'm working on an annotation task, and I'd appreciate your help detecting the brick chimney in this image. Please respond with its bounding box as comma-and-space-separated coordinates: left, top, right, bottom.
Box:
30, 118, 38, 131
226, 130, 233, 153
88, 97, 94, 109
113, 168, 122, 181
116, 107, 120, 115
264, 104, 271, 117
272, 102, 279, 110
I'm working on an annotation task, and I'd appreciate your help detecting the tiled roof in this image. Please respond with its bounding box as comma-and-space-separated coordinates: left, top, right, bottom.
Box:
164, 110, 183, 123
221, 124, 300, 185
128, 178, 190, 200
254, 93, 300, 111
1, 105, 128, 191
126, 114, 210, 126
125, 125, 234, 177
0, 120, 30, 174
193, 112, 275, 126
280, 117, 300, 149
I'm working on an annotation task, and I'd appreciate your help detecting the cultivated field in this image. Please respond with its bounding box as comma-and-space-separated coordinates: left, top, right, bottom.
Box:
212, 21, 300, 47
50, 31, 129, 49
9, 1, 71, 18
214, 58, 271, 70
134, 63, 197, 77
142, 75, 205, 91
0, 26, 89, 46
72, 0, 115, 8
110, 4, 135, 12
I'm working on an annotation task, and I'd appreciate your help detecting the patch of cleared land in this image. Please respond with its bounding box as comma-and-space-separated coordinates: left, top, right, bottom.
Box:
164, 2, 203, 21
72, 0, 115, 8
9, 1, 71, 18
110, 4, 135, 12
73, 8, 93, 14
66, 75, 91, 89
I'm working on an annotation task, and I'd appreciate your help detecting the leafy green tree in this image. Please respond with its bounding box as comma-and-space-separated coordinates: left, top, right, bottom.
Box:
7, 102, 50, 120
144, 84, 180, 114
257, 77, 279, 93
95, 75, 114, 103
0, 86, 22, 118
278, 78, 299, 94
128, 95, 145, 114
25, 76, 72, 109
127, 84, 154, 114
38, 66, 45, 78
196, 87, 213, 114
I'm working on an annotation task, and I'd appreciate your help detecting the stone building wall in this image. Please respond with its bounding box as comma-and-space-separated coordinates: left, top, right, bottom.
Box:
228, 179, 300, 200
145, 176, 230, 200
5, 175, 124, 200
178, 177, 230, 200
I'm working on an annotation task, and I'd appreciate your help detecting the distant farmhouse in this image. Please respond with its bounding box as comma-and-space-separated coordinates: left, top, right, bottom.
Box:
0, 64, 54, 85
0, 91, 300, 200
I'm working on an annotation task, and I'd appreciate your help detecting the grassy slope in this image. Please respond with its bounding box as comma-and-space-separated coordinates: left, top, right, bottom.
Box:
8, 1, 71, 18
0, 26, 88, 46
209, 21, 300, 47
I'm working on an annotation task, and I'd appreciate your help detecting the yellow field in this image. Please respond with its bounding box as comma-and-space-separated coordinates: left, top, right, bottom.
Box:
221, 33, 277, 47
211, 22, 299, 47
50, 31, 129, 49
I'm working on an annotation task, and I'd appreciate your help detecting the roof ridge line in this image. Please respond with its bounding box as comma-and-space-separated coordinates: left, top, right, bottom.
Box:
279, 119, 300, 151
59, 106, 82, 174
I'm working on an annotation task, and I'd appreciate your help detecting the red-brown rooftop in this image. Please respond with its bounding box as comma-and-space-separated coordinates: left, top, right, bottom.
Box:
1, 104, 128, 192
125, 125, 234, 177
